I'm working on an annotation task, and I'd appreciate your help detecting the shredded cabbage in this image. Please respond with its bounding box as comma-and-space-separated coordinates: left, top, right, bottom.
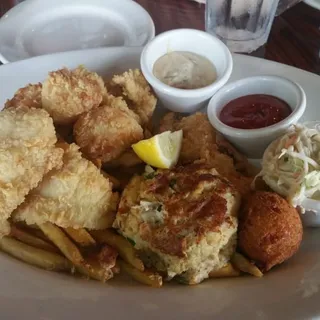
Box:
254, 124, 320, 209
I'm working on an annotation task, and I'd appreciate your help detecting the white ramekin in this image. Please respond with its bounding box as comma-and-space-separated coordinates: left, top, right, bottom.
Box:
140, 28, 233, 113
300, 199, 320, 227
207, 75, 307, 159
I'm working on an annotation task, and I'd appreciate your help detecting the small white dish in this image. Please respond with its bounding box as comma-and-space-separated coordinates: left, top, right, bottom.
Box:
0, 0, 155, 64
207, 75, 306, 159
140, 28, 233, 113
301, 199, 320, 227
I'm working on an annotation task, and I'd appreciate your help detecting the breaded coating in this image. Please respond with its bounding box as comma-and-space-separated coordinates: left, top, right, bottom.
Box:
111, 69, 157, 126
159, 112, 219, 164
4, 83, 42, 109
239, 191, 303, 271
41, 66, 106, 125
73, 95, 143, 163
84, 245, 120, 281
104, 149, 143, 168
114, 163, 240, 284
0, 107, 63, 237
159, 112, 255, 195
13, 143, 119, 230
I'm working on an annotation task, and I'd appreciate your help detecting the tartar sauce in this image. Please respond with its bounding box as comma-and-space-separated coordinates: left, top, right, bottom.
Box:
153, 51, 217, 89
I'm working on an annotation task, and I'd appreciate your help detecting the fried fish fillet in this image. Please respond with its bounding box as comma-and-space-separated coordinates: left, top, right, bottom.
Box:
13, 143, 118, 230
159, 112, 255, 195
42, 66, 106, 125
73, 95, 143, 163
0, 107, 64, 237
4, 83, 42, 110
111, 69, 157, 126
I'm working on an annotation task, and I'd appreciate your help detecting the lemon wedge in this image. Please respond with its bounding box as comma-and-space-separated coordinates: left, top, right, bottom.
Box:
132, 130, 183, 169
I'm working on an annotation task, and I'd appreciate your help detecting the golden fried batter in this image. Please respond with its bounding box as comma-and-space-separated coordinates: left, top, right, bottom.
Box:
13, 143, 118, 230
111, 69, 157, 126
104, 149, 143, 168
4, 83, 42, 109
73, 95, 143, 163
0, 106, 63, 237
42, 66, 106, 125
239, 191, 303, 271
159, 112, 255, 195
159, 112, 218, 164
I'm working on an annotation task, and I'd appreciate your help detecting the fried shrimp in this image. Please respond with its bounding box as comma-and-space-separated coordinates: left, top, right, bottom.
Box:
74, 95, 143, 163
111, 69, 157, 126
41, 66, 106, 125
159, 112, 255, 195
4, 83, 42, 109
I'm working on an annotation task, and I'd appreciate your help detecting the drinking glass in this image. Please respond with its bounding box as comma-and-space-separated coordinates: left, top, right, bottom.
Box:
205, 0, 280, 53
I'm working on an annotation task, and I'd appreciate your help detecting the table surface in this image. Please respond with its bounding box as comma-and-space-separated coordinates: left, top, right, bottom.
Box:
0, 0, 319, 75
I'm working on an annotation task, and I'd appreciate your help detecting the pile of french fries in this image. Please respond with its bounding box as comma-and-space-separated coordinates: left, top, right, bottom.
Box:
0, 222, 163, 287
0, 222, 263, 287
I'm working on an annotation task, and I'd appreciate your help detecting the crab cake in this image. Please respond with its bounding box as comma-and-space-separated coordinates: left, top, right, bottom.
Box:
238, 191, 303, 271
114, 164, 240, 284
41, 66, 106, 125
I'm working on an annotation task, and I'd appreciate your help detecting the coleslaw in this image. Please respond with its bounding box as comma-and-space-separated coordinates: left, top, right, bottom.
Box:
254, 124, 320, 210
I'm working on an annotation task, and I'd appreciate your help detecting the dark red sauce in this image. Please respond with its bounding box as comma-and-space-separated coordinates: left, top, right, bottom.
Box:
219, 94, 292, 129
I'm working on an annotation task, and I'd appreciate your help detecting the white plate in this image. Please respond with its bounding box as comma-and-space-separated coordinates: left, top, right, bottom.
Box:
0, 47, 320, 320
0, 0, 155, 64
304, 0, 320, 10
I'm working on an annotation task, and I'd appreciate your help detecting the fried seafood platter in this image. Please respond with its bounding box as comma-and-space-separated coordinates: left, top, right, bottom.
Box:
0, 65, 304, 288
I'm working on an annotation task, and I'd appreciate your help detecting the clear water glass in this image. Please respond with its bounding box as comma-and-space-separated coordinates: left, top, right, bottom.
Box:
205, 0, 280, 53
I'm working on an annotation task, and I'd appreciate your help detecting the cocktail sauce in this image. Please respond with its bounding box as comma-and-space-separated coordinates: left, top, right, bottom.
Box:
219, 94, 292, 129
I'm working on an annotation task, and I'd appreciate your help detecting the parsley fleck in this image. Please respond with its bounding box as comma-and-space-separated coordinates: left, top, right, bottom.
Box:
126, 237, 136, 246
144, 172, 155, 180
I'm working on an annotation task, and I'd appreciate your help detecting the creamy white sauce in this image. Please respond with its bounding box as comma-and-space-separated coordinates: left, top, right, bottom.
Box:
153, 51, 217, 90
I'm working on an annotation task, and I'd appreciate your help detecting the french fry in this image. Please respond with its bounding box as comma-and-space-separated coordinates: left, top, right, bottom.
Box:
29, 229, 52, 242
209, 263, 241, 278
118, 260, 162, 288
231, 253, 263, 278
10, 225, 59, 253
76, 259, 115, 282
15, 222, 50, 242
64, 228, 96, 247
91, 230, 144, 271
77, 246, 119, 282
0, 236, 71, 271
38, 222, 84, 266
16, 222, 40, 230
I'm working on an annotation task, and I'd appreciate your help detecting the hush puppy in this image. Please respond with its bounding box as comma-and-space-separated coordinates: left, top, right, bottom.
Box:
239, 191, 303, 271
